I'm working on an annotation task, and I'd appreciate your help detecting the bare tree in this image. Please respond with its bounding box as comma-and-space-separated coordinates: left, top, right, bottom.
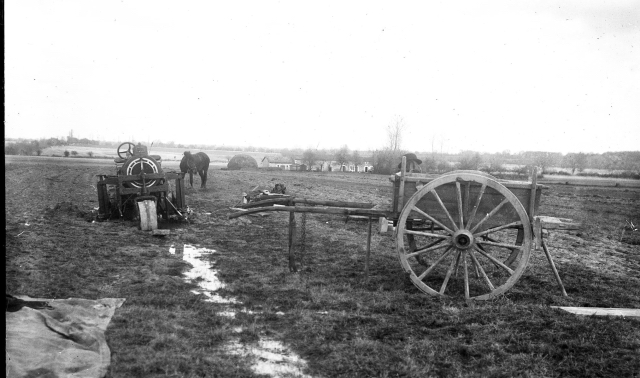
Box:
532, 152, 560, 174
334, 145, 350, 172
302, 149, 317, 171
563, 152, 587, 174
458, 152, 482, 170
352, 150, 362, 172
387, 116, 406, 152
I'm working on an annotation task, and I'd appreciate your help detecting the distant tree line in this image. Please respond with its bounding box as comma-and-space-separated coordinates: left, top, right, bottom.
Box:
4, 136, 116, 156
5, 136, 639, 178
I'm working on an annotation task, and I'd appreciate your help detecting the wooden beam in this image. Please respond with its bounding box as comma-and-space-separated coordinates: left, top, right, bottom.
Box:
541, 238, 568, 297
389, 174, 550, 189
229, 206, 389, 219
365, 217, 372, 282
288, 200, 298, 272
397, 156, 406, 213
238, 197, 291, 208
294, 199, 376, 208
551, 307, 640, 318
529, 166, 538, 222
238, 197, 376, 209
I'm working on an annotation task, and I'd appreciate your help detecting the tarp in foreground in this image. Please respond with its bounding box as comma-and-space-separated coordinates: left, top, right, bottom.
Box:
6, 296, 125, 378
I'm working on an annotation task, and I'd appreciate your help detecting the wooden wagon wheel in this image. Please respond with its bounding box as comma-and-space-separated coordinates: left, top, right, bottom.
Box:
405, 171, 523, 268
396, 172, 532, 300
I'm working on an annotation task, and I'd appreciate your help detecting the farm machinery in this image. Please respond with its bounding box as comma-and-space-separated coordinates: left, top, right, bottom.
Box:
96, 142, 187, 230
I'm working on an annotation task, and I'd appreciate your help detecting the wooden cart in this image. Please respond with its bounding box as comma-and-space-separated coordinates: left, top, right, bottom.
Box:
230, 157, 580, 300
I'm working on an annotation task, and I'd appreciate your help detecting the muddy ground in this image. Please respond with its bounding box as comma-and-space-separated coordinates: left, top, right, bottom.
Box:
5, 157, 640, 377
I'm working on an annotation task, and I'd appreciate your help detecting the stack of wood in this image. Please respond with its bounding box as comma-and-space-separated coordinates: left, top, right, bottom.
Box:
242, 184, 289, 205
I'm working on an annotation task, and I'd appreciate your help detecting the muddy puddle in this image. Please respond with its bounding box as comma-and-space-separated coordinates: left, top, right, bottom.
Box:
169, 244, 237, 304
170, 244, 312, 378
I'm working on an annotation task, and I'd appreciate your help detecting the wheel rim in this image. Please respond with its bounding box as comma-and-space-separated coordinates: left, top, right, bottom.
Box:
396, 172, 532, 300
124, 157, 160, 188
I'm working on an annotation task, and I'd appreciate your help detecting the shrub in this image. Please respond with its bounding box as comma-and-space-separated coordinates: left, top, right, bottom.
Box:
64, 150, 70, 157
71, 151, 78, 156
512, 165, 530, 176
87, 151, 94, 157
437, 161, 453, 173
227, 154, 258, 170
482, 161, 504, 175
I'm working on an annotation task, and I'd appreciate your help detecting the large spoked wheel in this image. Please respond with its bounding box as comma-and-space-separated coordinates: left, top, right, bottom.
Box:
396, 172, 532, 300
117, 142, 136, 159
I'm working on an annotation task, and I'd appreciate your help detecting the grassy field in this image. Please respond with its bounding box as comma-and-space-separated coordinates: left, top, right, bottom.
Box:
5, 157, 640, 377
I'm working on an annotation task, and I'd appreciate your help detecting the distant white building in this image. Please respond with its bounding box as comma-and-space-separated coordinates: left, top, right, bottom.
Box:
261, 156, 294, 170
293, 156, 373, 172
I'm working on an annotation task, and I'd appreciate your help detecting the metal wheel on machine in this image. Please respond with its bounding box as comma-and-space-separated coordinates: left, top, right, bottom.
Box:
396, 172, 532, 300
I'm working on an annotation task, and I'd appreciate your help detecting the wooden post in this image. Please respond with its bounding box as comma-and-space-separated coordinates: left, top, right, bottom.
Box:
176, 175, 186, 209
534, 217, 542, 250
97, 179, 110, 218
288, 201, 298, 272
116, 176, 124, 218
365, 217, 372, 282
163, 192, 170, 220
529, 166, 538, 223
541, 237, 568, 297
397, 156, 407, 213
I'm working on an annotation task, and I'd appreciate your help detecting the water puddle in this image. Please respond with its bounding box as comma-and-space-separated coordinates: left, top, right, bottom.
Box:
169, 244, 238, 304
227, 339, 313, 378
169, 244, 313, 377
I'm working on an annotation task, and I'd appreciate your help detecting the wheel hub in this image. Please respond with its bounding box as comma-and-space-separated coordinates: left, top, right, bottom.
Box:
452, 229, 474, 250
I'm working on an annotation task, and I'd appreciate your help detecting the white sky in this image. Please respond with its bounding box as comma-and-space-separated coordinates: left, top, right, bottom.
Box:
5, 0, 639, 154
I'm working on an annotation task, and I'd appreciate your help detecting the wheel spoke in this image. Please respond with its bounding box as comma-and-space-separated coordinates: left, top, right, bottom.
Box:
473, 259, 480, 278
439, 249, 461, 294
468, 249, 495, 291
430, 189, 459, 231
455, 182, 464, 229
417, 246, 454, 280
404, 230, 451, 239
473, 221, 523, 238
421, 238, 446, 250
465, 183, 486, 229
464, 182, 471, 224
470, 198, 510, 233
463, 252, 470, 299
473, 246, 514, 275
411, 207, 455, 235
406, 242, 450, 259
476, 240, 523, 250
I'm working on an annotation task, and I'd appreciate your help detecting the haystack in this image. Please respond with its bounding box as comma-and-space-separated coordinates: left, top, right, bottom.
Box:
227, 154, 258, 170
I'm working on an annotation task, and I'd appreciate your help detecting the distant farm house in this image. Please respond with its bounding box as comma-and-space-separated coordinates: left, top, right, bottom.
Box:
289, 156, 374, 172
261, 156, 295, 170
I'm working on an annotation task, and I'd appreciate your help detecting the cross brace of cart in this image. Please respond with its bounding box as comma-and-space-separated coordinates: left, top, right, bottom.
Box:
229, 157, 582, 301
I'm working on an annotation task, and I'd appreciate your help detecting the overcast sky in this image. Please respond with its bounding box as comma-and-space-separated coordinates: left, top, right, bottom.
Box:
5, 1, 639, 154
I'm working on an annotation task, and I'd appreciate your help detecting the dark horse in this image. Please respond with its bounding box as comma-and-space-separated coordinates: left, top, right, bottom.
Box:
180, 151, 210, 188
